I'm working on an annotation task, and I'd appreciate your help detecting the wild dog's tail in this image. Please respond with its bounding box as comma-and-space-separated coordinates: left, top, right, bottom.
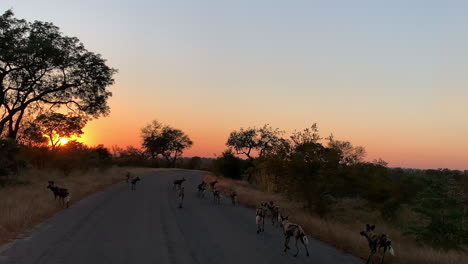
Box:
388, 245, 395, 256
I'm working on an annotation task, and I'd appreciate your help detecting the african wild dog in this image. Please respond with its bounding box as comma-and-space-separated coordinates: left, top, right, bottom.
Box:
271, 206, 280, 227
125, 171, 131, 184
265, 201, 280, 227
230, 190, 237, 205
131, 177, 141, 191
256, 203, 267, 234
47, 181, 71, 208
360, 224, 395, 264
178, 186, 185, 208
197, 182, 206, 198
280, 215, 309, 257
47, 181, 59, 200
212, 189, 221, 204
173, 177, 186, 190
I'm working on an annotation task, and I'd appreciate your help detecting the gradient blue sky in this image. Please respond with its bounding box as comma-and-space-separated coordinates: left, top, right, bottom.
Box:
2, 1, 467, 169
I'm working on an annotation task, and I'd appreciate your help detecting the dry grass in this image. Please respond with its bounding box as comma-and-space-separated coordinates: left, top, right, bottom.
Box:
0, 166, 155, 245
205, 174, 468, 264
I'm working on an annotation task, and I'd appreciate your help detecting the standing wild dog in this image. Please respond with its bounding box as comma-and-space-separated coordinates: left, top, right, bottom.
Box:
178, 186, 185, 208
360, 224, 395, 264
131, 177, 141, 191
212, 189, 221, 204
271, 206, 280, 227
173, 177, 186, 190
280, 215, 309, 257
47, 181, 71, 208
125, 171, 131, 184
265, 201, 280, 227
47, 181, 59, 200
197, 182, 206, 198
256, 203, 267, 234
230, 190, 237, 205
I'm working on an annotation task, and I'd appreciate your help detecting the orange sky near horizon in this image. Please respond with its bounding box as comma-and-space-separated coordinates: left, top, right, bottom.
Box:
77, 84, 468, 171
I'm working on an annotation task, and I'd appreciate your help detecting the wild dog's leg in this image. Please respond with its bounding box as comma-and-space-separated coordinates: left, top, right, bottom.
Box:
262, 215, 265, 232
284, 235, 290, 252
294, 237, 299, 257
300, 236, 309, 256
366, 250, 376, 264
380, 247, 387, 264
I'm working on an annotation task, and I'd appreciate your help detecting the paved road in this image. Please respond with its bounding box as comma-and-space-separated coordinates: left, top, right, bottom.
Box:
0, 170, 363, 264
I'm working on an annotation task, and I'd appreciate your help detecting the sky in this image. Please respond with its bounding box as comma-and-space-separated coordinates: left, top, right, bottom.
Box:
2, 0, 467, 170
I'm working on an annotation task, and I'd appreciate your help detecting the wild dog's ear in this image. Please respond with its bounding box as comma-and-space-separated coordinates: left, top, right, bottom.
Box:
366, 224, 371, 231
370, 225, 376, 231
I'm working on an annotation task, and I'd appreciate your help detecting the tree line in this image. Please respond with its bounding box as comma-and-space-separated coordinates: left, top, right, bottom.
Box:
211, 123, 468, 250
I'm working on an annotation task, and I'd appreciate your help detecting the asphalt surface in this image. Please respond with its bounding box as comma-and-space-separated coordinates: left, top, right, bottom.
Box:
0, 169, 363, 264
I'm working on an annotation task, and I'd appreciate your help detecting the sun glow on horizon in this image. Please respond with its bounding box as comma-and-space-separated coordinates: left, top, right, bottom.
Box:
58, 138, 69, 145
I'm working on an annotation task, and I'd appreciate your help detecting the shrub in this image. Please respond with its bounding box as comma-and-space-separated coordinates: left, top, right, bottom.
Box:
408, 176, 468, 250
211, 149, 246, 179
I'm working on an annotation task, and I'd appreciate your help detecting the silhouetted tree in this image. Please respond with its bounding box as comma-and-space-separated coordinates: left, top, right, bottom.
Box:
30, 113, 86, 149
18, 122, 48, 146
0, 138, 21, 183
327, 134, 366, 165
141, 120, 193, 166
0, 10, 116, 139
226, 124, 282, 159
290, 123, 322, 146
212, 149, 246, 179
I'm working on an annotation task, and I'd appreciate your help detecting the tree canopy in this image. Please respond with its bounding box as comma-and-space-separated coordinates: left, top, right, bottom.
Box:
22, 112, 86, 148
226, 124, 283, 159
0, 10, 116, 138
141, 120, 193, 166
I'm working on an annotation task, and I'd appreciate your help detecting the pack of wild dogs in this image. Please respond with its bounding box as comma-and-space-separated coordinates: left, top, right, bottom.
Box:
46, 172, 395, 263
178, 176, 396, 263
175, 177, 313, 258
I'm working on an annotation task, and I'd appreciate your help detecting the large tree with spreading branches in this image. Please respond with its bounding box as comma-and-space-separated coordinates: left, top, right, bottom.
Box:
0, 10, 116, 139
141, 120, 193, 166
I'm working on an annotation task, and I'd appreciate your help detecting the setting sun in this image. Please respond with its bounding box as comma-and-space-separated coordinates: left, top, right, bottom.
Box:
58, 138, 69, 145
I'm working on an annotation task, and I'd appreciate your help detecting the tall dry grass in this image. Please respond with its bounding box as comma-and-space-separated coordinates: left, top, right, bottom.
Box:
0, 167, 153, 245
205, 174, 467, 264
